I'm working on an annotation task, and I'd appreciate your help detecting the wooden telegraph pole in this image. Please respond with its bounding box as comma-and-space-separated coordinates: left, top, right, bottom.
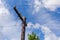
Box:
13, 6, 27, 40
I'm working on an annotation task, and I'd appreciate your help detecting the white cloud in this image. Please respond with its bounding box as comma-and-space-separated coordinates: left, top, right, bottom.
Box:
27, 22, 40, 29
32, 0, 60, 13
27, 0, 60, 39
32, 9, 60, 36
33, 23, 40, 29
58, 37, 60, 40
34, 0, 41, 11
27, 22, 33, 28
0, 0, 9, 16
0, 0, 21, 40
41, 26, 58, 40
32, 0, 42, 14
0, 0, 60, 40
42, 0, 60, 11
0, 0, 1, 2
30, 0, 60, 33
27, 22, 60, 40
11, 38, 20, 40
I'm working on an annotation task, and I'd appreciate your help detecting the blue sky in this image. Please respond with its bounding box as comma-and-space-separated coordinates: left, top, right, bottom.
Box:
0, 0, 60, 40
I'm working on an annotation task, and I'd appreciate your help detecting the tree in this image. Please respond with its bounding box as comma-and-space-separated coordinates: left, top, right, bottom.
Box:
28, 32, 40, 40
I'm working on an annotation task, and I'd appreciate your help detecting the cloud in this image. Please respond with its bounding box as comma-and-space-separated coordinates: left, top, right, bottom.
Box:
42, 0, 60, 11
0, 0, 21, 40
41, 26, 58, 40
11, 37, 20, 40
36, 12, 60, 36
37, 12, 60, 36
0, 0, 60, 40
29, 0, 60, 35
32, 0, 60, 14
31, 0, 43, 14
27, 22, 40, 29
27, 22, 60, 40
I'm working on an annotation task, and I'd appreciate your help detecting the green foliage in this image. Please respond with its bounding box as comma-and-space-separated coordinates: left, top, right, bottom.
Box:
28, 32, 40, 40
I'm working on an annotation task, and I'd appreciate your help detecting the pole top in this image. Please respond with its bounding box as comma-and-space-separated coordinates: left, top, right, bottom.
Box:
22, 16, 27, 26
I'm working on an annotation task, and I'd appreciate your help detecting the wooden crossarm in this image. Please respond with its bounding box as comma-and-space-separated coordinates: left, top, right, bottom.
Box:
14, 6, 23, 21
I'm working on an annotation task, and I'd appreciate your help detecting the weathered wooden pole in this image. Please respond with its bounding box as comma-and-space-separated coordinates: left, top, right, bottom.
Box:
21, 17, 27, 40
13, 6, 27, 40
